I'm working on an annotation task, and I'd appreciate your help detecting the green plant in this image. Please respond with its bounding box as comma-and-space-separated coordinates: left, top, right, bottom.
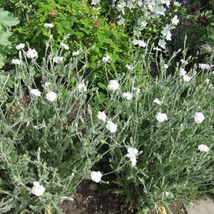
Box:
0, 7, 19, 69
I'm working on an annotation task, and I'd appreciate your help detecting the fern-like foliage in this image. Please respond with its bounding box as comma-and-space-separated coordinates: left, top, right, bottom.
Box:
0, 7, 19, 69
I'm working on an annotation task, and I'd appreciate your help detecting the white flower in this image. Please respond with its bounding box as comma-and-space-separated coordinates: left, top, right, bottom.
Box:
198, 63, 211, 70
161, 24, 174, 41
30, 89, 41, 97
198, 144, 209, 152
194, 112, 205, 124
160, 0, 170, 7
117, 17, 125, 25
53, 56, 63, 63
133, 40, 147, 47
11, 59, 21, 65
107, 80, 120, 91
154, 5, 166, 16
126, 147, 138, 166
158, 39, 166, 49
164, 64, 169, 69
44, 23, 54, 28
97, 111, 107, 122
133, 87, 140, 94
77, 82, 87, 92
32, 182, 45, 196
174, 1, 181, 6
45, 82, 51, 87
183, 74, 192, 82
90, 171, 102, 183
60, 42, 69, 50
106, 121, 117, 133
16, 43, 25, 50
156, 112, 168, 123
122, 92, 133, 100
72, 51, 80, 56
91, 0, 100, 5
125, 64, 134, 71
102, 55, 111, 63
46, 91, 57, 102
172, 15, 179, 25
26, 49, 38, 59
153, 98, 162, 105
179, 68, 187, 76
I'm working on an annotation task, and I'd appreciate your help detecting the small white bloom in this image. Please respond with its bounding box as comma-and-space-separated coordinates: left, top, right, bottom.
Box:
45, 82, 51, 87
91, 0, 100, 5
107, 80, 120, 91
153, 98, 162, 105
26, 49, 38, 59
77, 82, 87, 92
102, 55, 111, 63
161, 24, 173, 41
90, 171, 102, 183
172, 15, 179, 25
53, 56, 63, 63
156, 112, 168, 123
180, 59, 188, 65
11, 59, 21, 65
194, 112, 205, 124
60, 42, 69, 50
125, 64, 134, 71
164, 64, 169, 69
183, 74, 191, 82
32, 182, 45, 196
46, 91, 57, 102
133, 87, 140, 94
30, 89, 41, 97
133, 40, 147, 47
158, 39, 166, 49
97, 111, 107, 122
198, 144, 209, 152
174, 1, 181, 6
44, 23, 54, 28
122, 92, 133, 100
160, 0, 170, 7
72, 51, 80, 56
198, 63, 211, 70
126, 147, 138, 166
117, 17, 125, 25
106, 121, 117, 133
16, 43, 25, 50
179, 68, 187, 76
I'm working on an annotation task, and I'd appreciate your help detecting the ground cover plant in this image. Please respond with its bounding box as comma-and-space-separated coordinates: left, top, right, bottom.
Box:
0, 0, 214, 213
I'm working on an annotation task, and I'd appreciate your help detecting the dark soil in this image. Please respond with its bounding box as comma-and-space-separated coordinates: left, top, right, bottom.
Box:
60, 180, 188, 214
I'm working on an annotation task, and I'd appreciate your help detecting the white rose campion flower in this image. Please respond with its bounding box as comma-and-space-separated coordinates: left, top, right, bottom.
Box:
106, 121, 117, 133
153, 98, 162, 105
198, 63, 211, 70
156, 112, 168, 123
53, 56, 63, 63
32, 182, 45, 196
30, 89, 41, 97
26, 49, 38, 59
172, 15, 179, 25
122, 92, 133, 100
77, 82, 87, 92
160, 0, 170, 7
126, 147, 138, 166
11, 59, 21, 65
107, 80, 120, 91
183, 74, 192, 82
46, 91, 57, 102
72, 51, 80, 56
91, 0, 100, 5
60, 42, 69, 50
16, 43, 25, 50
194, 112, 205, 124
179, 68, 187, 76
133, 40, 147, 47
90, 171, 102, 183
44, 23, 54, 28
97, 111, 107, 122
198, 144, 209, 152
102, 55, 111, 63
158, 39, 166, 49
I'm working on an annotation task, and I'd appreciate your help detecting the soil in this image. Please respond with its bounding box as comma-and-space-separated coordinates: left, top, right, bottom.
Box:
60, 180, 188, 214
